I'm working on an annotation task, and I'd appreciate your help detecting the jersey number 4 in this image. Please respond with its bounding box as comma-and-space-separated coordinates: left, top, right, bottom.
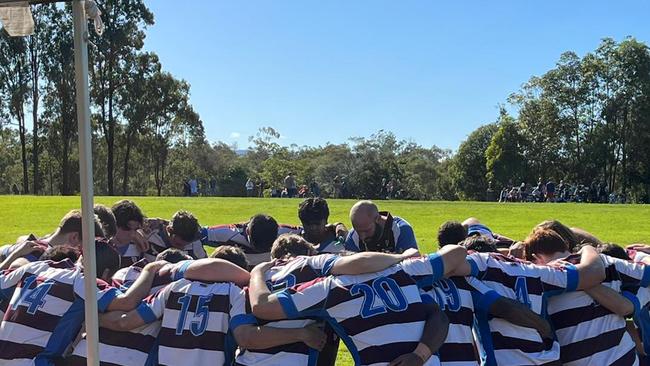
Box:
176, 294, 212, 336
350, 277, 408, 318
12, 275, 54, 315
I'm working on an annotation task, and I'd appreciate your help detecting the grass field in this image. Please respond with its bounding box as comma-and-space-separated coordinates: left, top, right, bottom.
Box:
1, 195, 649, 365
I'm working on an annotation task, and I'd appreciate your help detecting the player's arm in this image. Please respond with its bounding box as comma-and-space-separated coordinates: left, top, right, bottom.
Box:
0, 241, 43, 270
389, 303, 448, 366
177, 258, 250, 287
107, 261, 167, 311
584, 285, 634, 317
234, 324, 326, 351
329, 249, 419, 276
99, 307, 147, 331
248, 261, 286, 320
488, 296, 553, 340
438, 244, 471, 278
574, 245, 605, 290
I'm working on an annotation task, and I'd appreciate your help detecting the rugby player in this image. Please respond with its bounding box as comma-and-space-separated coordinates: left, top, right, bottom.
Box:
0, 239, 163, 365
464, 234, 605, 366
345, 200, 417, 253
525, 229, 648, 366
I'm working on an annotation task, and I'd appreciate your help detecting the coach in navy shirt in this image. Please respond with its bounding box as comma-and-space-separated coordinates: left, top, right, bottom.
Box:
344, 200, 417, 253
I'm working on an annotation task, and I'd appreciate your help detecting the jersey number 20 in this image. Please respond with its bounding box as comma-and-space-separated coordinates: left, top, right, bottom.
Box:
176, 294, 212, 336
350, 277, 408, 318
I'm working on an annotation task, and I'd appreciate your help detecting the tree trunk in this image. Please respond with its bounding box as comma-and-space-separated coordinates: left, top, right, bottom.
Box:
30, 36, 39, 195
18, 112, 29, 194
122, 131, 133, 195
107, 90, 115, 195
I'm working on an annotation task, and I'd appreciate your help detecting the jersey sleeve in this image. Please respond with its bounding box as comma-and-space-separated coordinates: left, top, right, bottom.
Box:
465, 252, 489, 277
275, 277, 331, 319
400, 254, 445, 283
395, 220, 417, 252
304, 254, 339, 276
465, 276, 503, 313
532, 262, 578, 294
609, 256, 650, 287
229, 285, 256, 331
0, 266, 29, 300
343, 231, 360, 252
137, 283, 173, 324
73, 276, 121, 312
201, 225, 240, 246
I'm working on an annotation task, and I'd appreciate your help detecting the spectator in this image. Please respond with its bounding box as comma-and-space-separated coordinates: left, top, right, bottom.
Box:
209, 178, 217, 196
333, 175, 342, 198
245, 178, 255, 197
546, 180, 556, 202
189, 178, 198, 197
284, 172, 297, 198
309, 181, 321, 197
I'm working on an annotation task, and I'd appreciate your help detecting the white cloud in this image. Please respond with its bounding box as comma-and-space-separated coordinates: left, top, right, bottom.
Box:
230, 132, 241, 139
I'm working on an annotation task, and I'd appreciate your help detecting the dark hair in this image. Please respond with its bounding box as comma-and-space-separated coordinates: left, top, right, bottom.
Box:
95, 238, 121, 279
524, 229, 569, 261
271, 234, 316, 259
59, 209, 104, 239
535, 220, 578, 252
298, 198, 329, 225
597, 243, 628, 260
248, 214, 278, 252
40, 245, 81, 262
156, 248, 192, 263
111, 200, 144, 230
437, 221, 467, 247
94, 204, 117, 238
169, 210, 200, 242
210, 245, 249, 270
461, 235, 498, 253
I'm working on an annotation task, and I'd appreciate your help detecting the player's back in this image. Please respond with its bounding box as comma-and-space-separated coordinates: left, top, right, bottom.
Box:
0, 259, 115, 366
155, 279, 245, 366
468, 252, 576, 366
426, 277, 481, 366
236, 254, 338, 366
547, 254, 644, 366
279, 264, 436, 366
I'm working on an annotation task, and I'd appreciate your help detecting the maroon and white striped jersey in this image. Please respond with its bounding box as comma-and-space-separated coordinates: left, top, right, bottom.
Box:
0, 259, 118, 366
275, 258, 445, 366
236, 254, 339, 366
138, 278, 254, 366
547, 254, 649, 366
467, 252, 578, 366
67, 259, 188, 366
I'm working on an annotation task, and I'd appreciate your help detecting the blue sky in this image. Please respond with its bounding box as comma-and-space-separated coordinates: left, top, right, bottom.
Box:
142, 0, 650, 151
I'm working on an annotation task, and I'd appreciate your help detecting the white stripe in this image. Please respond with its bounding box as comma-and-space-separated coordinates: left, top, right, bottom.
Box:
158, 345, 224, 366
0, 321, 50, 347
488, 318, 544, 343
236, 351, 309, 366
563, 336, 637, 366
444, 325, 473, 343
161, 308, 229, 333
555, 313, 626, 344
493, 341, 561, 366
74, 339, 149, 366
353, 321, 425, 351
0, 359, 34, 366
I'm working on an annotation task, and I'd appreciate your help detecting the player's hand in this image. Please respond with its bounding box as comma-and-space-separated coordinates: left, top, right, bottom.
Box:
401, 248, 421, 259
388, 353, 426, 366
133, 231, 150, 252
13, 240, 45, 258
144, 218, 168, 234
300, 324, 327, 351
627, 244, 650, 254
334, 223, 348, 239
144, 260, 168, 273
253, 260, 275, 274
508, 241, 526, 259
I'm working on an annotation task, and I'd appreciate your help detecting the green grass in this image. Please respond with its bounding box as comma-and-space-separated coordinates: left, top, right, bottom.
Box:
1, 195, 649, 366
1, 195, 649, 247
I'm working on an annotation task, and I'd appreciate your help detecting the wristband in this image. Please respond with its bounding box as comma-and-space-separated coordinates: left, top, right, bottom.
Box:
413, 342, 432, 362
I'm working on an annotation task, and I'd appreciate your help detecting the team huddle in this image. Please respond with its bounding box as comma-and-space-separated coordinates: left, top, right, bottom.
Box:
0, 198, 649, 366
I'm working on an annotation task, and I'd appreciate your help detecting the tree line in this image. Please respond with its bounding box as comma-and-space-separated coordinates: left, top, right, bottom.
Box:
1, 2, 649, 202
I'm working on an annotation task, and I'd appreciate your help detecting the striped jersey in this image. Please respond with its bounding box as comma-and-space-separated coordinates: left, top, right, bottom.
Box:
344, 213, 417, 253
467, 252, 579, 366
144, 227, 207, 262
423, 276, 495, 366
112, 241, 144, 269
137, 278, 254, 366
276, 255, 445, 366
623, 250, 650, 356
67, 259, 186, 366
200, 223, 303, 266
0, 259, 119, 366
236, 254, 339, 366
547, 254, 648, 366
